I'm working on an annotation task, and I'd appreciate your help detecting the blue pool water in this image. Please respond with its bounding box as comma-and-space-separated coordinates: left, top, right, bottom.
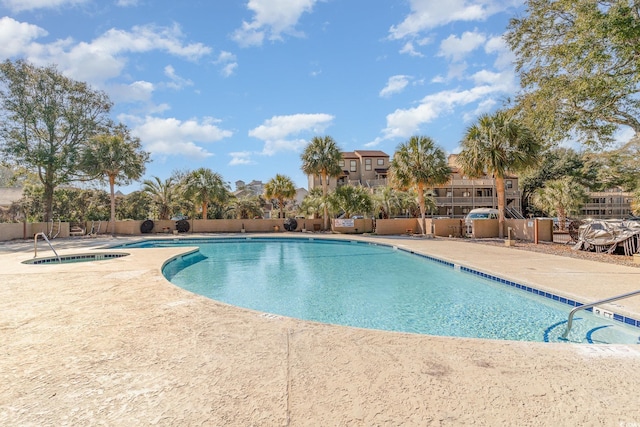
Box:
120, 237, 640, 344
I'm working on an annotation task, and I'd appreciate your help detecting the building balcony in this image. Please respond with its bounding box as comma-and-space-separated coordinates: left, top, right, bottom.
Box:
434, 196, 496, 206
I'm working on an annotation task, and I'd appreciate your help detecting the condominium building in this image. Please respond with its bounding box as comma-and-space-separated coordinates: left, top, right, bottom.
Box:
580, 187, 634, 219
306, 151, 523, 218
307, 150, 390, 191
430, 154, 522, 218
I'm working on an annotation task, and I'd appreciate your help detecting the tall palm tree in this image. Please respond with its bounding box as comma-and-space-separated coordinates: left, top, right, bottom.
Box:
142, 176, 178, 220
390, 136, 451, 235
183, 168, 230, 219
300, 136, 343, 230
81, 125, 150, 234
264, 174, 296, 219
327, 185, 373, 219
457, 110, 541, 238
531, 177, 588, 231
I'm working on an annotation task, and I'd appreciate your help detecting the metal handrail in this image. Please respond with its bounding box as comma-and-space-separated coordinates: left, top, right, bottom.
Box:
34, 232, 61, 263
561, 289, 640, 339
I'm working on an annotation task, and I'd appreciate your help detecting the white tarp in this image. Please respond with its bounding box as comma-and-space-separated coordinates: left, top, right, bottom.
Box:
573, 219, 640, 255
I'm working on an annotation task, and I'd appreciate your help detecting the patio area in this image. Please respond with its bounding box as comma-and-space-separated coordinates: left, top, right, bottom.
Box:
1, 234, 640, 425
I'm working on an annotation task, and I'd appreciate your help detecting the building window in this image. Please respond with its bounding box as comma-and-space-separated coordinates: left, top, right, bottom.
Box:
350, 160, 357, 172
339, 160, 344, 167
506, 180, 513, 189
377, 159, 384, 166
365, 158, 372, 171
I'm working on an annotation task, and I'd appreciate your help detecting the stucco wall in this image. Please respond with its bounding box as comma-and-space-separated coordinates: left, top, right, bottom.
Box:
374, 219, 419, 235
0, 222, 71, 241
0, 217, 555, 242
114, 219, 324, 235
505, 218, 553, 242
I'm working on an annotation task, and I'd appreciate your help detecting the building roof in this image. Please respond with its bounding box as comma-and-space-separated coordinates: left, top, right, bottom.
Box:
341, 151, 359, 159
354, 150, 389, 157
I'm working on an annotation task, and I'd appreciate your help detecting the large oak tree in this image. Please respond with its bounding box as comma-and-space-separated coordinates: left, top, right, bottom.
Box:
506, 0, 640, 147
0, 60, 112, 222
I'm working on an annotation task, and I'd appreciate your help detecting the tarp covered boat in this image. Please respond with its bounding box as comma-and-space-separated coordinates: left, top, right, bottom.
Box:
573, 219, 640, 256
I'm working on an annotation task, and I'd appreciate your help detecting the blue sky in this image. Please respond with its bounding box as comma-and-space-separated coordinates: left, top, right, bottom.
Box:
1, 0, 526, 192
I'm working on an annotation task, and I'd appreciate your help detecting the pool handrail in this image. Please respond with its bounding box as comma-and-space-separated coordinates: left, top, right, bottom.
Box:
34, 232, 61, 263
562, 289, 640, 339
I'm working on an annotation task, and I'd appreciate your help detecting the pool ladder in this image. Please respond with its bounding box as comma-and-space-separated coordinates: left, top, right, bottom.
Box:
34, 232, 61, 263
562, 289, 640, 339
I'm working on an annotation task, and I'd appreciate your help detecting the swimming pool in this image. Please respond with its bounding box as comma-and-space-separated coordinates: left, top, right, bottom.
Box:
119, 237, 640, 344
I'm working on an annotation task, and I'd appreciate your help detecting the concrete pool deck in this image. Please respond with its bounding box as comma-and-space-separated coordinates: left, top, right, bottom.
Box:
1, 233, 640, 425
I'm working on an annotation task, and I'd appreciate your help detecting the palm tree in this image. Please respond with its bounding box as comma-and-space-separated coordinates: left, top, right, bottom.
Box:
142, 176, 178, 220
457, 110, 541, 238
373, 185, 407, 219
264, 174, 296, 219
531, 177, 588, 231
300, 136, 343, 230
327, 185, 373, 219
81, 125, 150, 234
183, 168, 230, 219
390, 136, 451, 235
229, 195, 264, 219
299, 187, 324, 219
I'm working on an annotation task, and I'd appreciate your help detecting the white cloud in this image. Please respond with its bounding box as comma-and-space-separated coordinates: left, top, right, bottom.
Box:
215, 50, 238, 77
232, 0, 318, 47
463, 98, 497, 121
399, 41, 423, 57
116, 0, 139, 6
0, 17, 48, 57
389, 0, 507, 40
109, 80, 155, 103
229, 151, 256, 166
0, 19, 211, 85
382, 86, 502, 139
127, 116, 233, 159
1, 0, 87, 13
249, 113, 334, 155
484, 35, 515, 70
438, 31, 486, 62
164, 65, 193, 89
380, 75, 411, 98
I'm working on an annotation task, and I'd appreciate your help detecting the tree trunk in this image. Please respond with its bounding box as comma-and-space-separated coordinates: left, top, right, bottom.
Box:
109, 174, 116, 236
43, 182, 54, 223
557, 207, 567, 231
202, 202, 208, 220
496, 176, 506, 239
279, 197, 285, 219
417, 183, 426, 235
321, 171, 328, 230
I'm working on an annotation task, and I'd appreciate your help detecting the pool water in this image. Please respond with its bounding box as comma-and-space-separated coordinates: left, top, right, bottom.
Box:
126, 237, 640, 344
